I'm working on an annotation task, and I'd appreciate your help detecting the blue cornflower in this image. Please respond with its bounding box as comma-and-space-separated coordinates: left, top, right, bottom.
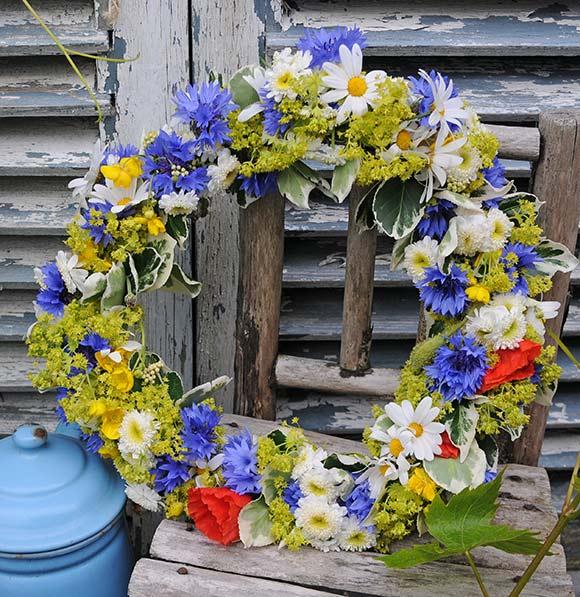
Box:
36, 262, 69, 318
343, 480, 374, 522
259, 88, 289, 137
408, 70, 459, 129
502, 242, 542, 295
101, 143, 139, 165
425, 332, 488, 402
180, 403, 221, 461
222, 430, 261, 495
297, 26, 367, 68
80, 200, 113, 246
78, 332, 110, 370
152, 455, 190, 495
55, 387, 69, 424
238, 172, 277, 199
416, 199, 456, 240
80, 432, 104, 454
282, 480, 304, 513
483, 157, 507, 189
143, 130, 208, 197
417, 265, 469, 318
484, 470, 498, 483
173, 82, 236, 152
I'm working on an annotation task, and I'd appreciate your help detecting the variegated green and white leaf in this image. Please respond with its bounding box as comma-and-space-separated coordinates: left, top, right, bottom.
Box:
445, 402, 479, 463
229, 65, 260, 109
373, 178, 425, 240
438, 217, 458, 261
391, 232, 413, 270
277, 166, 316, 209
355, 185, 377, 231
80, 272, 106, 302
129, 247, 164, 294
101, 262, 127, 311
150, 234, 178, 291
331, 159, 360, 203
177, 375, 232, 408
535, 239, 579, 276
161, 263, 202, 298
238, 496, 275, 548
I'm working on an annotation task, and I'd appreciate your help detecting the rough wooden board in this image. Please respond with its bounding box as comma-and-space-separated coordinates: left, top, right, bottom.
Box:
0, 392, 58, 436
0, 89, 110, 117
192, 0, 264, 412
1, 0, 96, 27
0, 118, 96, 176
150, 462, 574, 596
129, 558, 338, 597
539, 433, 580, 470
268, 1, 580, 56
0, 345, 36, 392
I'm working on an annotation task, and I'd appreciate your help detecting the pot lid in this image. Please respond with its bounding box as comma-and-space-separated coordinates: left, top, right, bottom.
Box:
0, 424, 126, 554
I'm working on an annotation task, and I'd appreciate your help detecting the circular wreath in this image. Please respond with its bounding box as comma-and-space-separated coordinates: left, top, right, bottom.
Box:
27, 27, 577, 552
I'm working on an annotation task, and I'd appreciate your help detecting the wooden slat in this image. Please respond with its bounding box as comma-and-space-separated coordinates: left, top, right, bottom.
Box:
267, 1, 580, 56
340, 186, 377, 372
0, 345, 36, 392
129, 558, 337, 597
276, 354, 399, 396
0, 118, 96, 176
0, 89, 110, 117
234, 195, 285, 419
515, 110, 580, 466
486, 124, 539, 161
0, 392, 58, 437
148, 462, 572, 596
539, 433, 580, 470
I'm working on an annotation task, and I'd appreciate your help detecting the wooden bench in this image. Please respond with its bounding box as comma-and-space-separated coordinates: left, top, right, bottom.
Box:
129, 415, 575, 596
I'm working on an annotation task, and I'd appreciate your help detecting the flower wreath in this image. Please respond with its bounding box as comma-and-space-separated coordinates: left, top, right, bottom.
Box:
27, 27, 578, 553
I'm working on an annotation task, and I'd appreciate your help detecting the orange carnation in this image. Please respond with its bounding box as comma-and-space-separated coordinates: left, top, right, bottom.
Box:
188, 487, 252, 545
479, 340, 542, 393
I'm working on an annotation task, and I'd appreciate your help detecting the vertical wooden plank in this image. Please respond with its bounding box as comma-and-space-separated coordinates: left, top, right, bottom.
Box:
191, 0, 264, 412
340, 187, 378, 372
234, 195, 285, 419
514, 111, 580, 466
111, 0, 191, 555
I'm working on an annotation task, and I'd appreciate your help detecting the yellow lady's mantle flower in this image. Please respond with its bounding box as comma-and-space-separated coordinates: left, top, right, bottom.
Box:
101, 156, 143, 188
407, 467, 437, 501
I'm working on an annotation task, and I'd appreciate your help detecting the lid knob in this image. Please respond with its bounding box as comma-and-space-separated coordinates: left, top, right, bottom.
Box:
12, 424, 48, 449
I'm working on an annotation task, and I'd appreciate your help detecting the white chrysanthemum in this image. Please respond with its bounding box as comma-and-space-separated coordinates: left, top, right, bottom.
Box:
294, 496, 346, 541
55, 250, 88, 294
91, 178, 150, 215
264, 48, 312, 103
158, 190, 199, 216
447, 143, 482, 190
118, 410, 159, 461
484, 208, 513, 252
292, 444, 328, 479
338, 517, 376, 552
403, 237, 440, 282
308, 537, 341, 552
68, 140, 102, 204
320, 44, 386, 123
207, 149, 240, 194
466, 304, 526, 350
125, 483, 162, 512
490, 293, 527, 314
299, 467, 350, 501
384, 396, 444, 462
454, 213, 489, 256
356, 454, 411, 499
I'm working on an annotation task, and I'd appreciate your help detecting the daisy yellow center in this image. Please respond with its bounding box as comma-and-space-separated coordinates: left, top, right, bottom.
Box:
127, 419, 145, 445
118, 197, 132, 206
379, 463, 392, 477
396, 130, 412, 150
276, 72, 293, 89
408, 422, 424, 438
309, 514, 330, 531
347, 76, 367, 97
389, 438, 404, 457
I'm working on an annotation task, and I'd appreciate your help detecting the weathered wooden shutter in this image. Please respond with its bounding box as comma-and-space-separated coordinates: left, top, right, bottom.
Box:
0, 0, 112, 433
263, 2, 580, 478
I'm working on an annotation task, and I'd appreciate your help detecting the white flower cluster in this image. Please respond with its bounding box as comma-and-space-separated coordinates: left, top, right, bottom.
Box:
454, 207, 513, 256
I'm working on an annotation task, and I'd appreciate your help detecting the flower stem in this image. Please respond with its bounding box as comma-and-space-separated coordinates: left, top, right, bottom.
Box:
464, 551, 490, 597
547, 327, 580, 369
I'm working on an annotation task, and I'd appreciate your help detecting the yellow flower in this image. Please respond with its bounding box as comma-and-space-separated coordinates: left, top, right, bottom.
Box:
100, 156, 143, 188
167, 501, 184, 518
101, 407, 125, 440
396, 129, 412, 150
99, 443, 120, 459
407, 468, 437, 501
110, 365, 134, 393
88, 399, 107, 417
466, 277, 490, 304
146, 216, 165, 236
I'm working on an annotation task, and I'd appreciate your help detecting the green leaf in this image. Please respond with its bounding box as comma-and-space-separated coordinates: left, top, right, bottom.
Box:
391, 232, 413, 270
129, 247, 164, 294
379, 542, 453, 568
446, 402, 479, 463
372, 178, 425, 240
331, 159, 360, 203
166, 371, 183, 401
80, 272, 106, 302
166, 214, 189, 248
229, 65, 260, 109
100, 262, 126, 311
438, 218, 458, 261
478, 435, 498, 472
177, 375, 231, 408
161, 264, 202, 298
436, 190, 485, 211
423, 440, 486, 493
238, 496, 275, 548
150, 234, 178, 291
535, 239, 579, 276
261, 467, 291, 505
277, 166, 316, 209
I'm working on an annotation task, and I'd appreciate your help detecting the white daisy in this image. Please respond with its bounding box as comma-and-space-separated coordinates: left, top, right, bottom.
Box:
294, 496, 346, 541
125, 483, 162, 512
321, 44, 386, 123
207, 148, 240, 193
385, 396, 444, 461
292, 444, 328, 479
118, 410, 159, 461
91, 178, 150, 215
53, 250, 88, 294
236, 67, 268, 122
68, 140, 102, 205
158, 190, 199, 216
338, 517, 376, 552
370, 423, 412, 460
484, 208, 513, 252
525, 298, 560, 338
403, 237, 440, 282
357, 454, 411, 499
264, 48, 312, 103
419, 69, 468, 135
